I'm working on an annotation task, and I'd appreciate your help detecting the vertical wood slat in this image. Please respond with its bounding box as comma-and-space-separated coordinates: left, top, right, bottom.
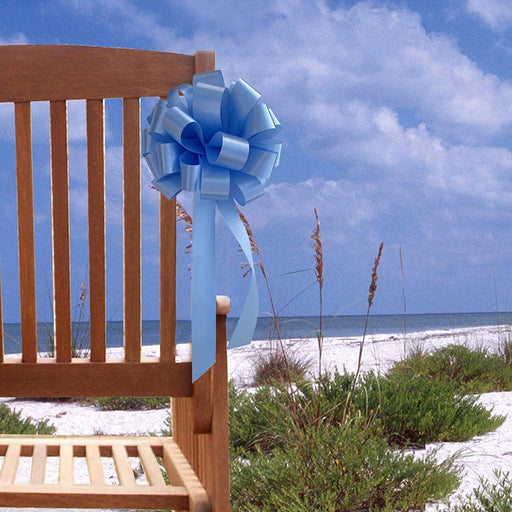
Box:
15, 102, 37, 363
123, 98, 141, 362
159, 196, 176, 362
0, 443, 20, 484
86, 99, 106, 362
111, 444, 136, 487
50, 100, 72, 363
30, 444, 47, 484
58, 444, 74, 485
209, 309, 231, 511
85, 444, 105, 486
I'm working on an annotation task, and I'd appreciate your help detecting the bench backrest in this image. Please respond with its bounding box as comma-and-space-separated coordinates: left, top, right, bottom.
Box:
0, 45, 215, 397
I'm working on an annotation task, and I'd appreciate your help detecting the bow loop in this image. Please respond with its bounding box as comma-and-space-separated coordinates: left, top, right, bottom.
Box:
206, 132, 249, 171
193, 82, 229, 139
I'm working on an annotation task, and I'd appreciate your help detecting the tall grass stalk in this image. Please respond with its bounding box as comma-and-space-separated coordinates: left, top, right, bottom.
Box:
311, 208, 324, 378
238, 211, 300, 407
344, 242, 384, 420
400, 246, 408, 364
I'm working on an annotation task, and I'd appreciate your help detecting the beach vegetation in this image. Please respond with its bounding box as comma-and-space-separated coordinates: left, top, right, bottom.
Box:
452, 470, 512, 511
230, 381, 460, 512
252, 349, 311, 386
390, 344, 512, 394
356, 370, 505, 447
93, 396, 169, 411
40, 283, 90, 358
0, 402, 56, 435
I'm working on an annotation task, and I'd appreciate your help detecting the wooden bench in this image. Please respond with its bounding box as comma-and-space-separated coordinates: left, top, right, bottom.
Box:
0, 45, 229, 511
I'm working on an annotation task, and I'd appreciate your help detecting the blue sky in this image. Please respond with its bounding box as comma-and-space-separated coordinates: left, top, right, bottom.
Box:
1, 0, 512, 323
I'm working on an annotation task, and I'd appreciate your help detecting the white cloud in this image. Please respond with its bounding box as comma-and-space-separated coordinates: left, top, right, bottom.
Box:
467, 0, 512, 30
0, 33, 28, 45
66, 1, 512, 143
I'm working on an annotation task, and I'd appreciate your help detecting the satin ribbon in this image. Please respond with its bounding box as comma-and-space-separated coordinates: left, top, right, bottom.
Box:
143, 70, 281, 381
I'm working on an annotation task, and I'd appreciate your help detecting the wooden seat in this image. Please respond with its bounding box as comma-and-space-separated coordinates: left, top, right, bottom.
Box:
0, 436, 208, 510
0, 45, 230, 511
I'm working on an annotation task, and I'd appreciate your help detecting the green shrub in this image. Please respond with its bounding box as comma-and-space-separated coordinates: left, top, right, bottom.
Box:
252, 349, 310, 386
94, 396, 169, 411
229, 381, 297, 454
231, 420, 459, 512
161, 412, 172, 437
452, 471, 512, 511
390, 344, 512, 393
357, 370, 505, 447
0, 402, 56, 435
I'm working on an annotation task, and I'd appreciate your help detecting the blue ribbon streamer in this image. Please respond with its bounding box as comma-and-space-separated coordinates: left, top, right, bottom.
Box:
143, 70, 281, 381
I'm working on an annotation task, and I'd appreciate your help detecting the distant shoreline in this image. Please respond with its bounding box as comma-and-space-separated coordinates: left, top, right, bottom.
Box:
1, 310, 511, 355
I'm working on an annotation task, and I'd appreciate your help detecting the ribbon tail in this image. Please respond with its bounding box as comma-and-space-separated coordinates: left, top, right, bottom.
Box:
191, 193, 217, 381
217, 200, 258, 349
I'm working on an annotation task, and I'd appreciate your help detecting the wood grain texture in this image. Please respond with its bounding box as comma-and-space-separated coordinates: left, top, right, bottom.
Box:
86, 99, 106, 363
0, 436, 210, 508
163, 441, 211, 512
192, 370, 213, 434
123, 97, 141, 363
138, 443, 166, 487
194, 51, 216, 76
0, 443, 20, 484
50, 100, 72, 363
0, 484, 189, 510
15, 102, 37, 363
0, 45, 195, 102
159, 196, 176, 362
58, 444, 74, 486
85, 444, 104, 487
0, 360, 192, 397
29, 445, 46, 485
209, 309, 230, 511
112, 444, 136, 487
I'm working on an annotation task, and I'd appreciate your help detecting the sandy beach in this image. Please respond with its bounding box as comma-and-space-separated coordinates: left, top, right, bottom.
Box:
1, 324, 512, 511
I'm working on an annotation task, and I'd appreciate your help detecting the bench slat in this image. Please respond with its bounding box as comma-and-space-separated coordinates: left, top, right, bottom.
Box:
160, 195, 177, 362
123, 97, 141, 363
85, 444, 105, 486
86, 99, 106, 363
15, 102, 37, 363
0, 443, 20, 484
0, 360, 192, 397
58, 444, 74, 486
30, 444, 46, 485
112, 444, 136, 487
50, 100, 72, 363
138, 443, 166, 487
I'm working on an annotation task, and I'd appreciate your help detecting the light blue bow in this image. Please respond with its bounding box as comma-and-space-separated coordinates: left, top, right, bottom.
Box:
142, 70, 281, 381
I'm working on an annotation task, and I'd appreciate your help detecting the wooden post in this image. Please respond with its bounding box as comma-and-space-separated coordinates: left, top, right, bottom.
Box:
209, 296, 230, 511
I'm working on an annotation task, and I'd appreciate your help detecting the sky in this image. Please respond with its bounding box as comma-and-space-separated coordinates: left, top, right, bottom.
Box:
0, 0, 512, 324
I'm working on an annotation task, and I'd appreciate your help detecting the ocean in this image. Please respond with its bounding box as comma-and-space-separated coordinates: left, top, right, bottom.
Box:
2, 311, 511, 355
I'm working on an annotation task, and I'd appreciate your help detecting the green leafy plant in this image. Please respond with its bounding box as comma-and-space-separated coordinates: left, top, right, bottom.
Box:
0, 402, 56, 435
231, 417, 459, 512
389, 344, 512, 394
452, 471, 512, 511
93, 396, 169, 411
356, 370, 505, 447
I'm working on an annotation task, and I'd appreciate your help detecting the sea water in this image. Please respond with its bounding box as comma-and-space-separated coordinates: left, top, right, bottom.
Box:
1, 311, 511, 355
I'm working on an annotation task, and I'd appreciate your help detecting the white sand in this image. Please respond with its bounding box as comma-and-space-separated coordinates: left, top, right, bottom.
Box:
2, 324, 512, 511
